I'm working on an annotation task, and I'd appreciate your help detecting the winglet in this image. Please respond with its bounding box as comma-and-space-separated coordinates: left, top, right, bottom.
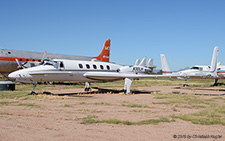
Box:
93, 39, 110, 62
160, 54, 172, 75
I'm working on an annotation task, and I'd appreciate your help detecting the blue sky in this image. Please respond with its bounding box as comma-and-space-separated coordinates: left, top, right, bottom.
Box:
0, 0, 225, 71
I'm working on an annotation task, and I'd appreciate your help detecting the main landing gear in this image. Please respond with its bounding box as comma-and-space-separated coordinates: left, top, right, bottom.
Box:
124, 78, 133, 94
183, 79, 188, 87
30, 82, 37, 95
212, 79, 218, 86
84, 82, 91, 91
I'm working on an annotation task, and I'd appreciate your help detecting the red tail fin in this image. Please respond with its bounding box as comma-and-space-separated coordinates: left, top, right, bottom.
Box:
93, 39, 110, 62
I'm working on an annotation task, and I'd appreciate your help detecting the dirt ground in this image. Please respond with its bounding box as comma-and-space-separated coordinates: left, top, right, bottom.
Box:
0, 86, 225, 141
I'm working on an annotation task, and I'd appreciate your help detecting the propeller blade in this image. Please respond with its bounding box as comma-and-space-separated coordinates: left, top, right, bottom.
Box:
39, 51, 47, 65
15, 59, 25, 69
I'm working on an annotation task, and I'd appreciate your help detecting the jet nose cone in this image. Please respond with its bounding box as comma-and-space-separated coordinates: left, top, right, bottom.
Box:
8, 72, 20, 79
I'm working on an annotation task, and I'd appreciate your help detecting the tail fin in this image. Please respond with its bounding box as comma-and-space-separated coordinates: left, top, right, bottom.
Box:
147, 58, 156, 69
160, 54, 171, 75
139, 57, 147, 67
135, 59, 140, 66
210, 46, 219, 77
93, 39, 110, 62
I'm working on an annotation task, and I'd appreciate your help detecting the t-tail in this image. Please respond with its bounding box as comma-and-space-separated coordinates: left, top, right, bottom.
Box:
93, 39, 110, 62
160, 54, 172, 75
209, 46, 219, 77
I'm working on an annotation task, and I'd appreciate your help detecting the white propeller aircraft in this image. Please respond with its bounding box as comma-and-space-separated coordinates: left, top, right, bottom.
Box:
8, 48, 218, 95
160, 46, 219, 86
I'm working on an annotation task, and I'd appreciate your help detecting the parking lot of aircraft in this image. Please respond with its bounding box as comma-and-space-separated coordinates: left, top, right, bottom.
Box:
0, 39, 222, 94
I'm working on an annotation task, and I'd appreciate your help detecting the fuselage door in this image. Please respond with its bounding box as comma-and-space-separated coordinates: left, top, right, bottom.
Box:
59, 61, 65, 70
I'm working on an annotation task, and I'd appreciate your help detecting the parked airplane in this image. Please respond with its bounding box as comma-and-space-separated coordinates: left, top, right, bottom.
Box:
160, 46, 220, 86
8, 48, 218, 94
0, 39, 111, 78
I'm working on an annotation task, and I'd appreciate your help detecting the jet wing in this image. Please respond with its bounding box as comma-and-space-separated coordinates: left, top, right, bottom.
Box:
83, 72, 210, 80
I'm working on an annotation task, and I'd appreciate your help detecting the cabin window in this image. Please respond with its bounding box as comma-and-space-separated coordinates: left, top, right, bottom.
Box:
79, 64, 83, 69
93, 64, 97, 69
38, 60, 41, 62
100, 65, 104, 70
8, 52, 11, 54
19, 58, 22, 61
106, 65, 110, 70
26, 59, 29, 61
86, 64, 90, 69
32, 59, 35, 62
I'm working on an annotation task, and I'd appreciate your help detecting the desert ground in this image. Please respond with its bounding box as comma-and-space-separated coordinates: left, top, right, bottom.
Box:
0, 79, 225, 141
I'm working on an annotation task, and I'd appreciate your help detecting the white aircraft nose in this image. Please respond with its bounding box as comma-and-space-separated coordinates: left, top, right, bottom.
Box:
8, 72, 20, 79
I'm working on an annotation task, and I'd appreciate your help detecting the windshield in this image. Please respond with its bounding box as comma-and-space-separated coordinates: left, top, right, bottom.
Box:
191, 67, 199, 70
43, 61, 58, 68
190, 66, 203, 71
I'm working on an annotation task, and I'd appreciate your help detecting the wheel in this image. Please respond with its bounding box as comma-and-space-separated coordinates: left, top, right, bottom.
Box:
84, 88, 90, 91
30, 91, 37, 95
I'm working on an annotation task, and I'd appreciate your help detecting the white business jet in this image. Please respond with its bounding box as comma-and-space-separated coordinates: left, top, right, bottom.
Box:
160, 46, 219, 86
8, 47, 218, 94
0, 39, 111, 78
8, 57, 157, 94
